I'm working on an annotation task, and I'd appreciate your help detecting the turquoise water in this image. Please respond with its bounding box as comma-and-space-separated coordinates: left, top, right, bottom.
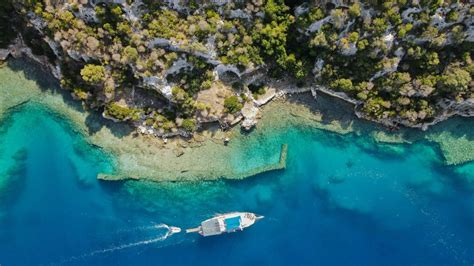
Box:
1, 101, 474, 265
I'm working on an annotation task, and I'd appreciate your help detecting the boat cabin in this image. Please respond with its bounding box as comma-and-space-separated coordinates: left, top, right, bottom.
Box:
201, 215, 242, 236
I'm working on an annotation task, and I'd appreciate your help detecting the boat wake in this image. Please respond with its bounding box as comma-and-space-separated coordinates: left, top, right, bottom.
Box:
57, 224, 180, 264
85, 233, 170, 256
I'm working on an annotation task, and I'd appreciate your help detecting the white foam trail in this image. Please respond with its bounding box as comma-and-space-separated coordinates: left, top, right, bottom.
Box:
56, 224, 176, 265
86, 233, 170, 256
154, 223, 169, 230
86, 224, 172, 256
115, 225, 162, 233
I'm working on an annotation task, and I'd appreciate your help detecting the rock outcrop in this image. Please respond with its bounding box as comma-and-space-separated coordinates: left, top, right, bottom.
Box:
241, 102, 259, 130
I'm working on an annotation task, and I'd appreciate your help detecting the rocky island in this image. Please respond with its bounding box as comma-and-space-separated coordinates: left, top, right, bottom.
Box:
0, 0, 472, 137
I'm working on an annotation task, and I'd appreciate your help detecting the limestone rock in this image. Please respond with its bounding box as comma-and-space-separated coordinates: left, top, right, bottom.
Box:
241, 102, 259, 131
0, 49, 10, 61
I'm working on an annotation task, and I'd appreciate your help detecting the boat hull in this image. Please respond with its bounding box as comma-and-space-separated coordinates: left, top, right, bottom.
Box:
186, 212, 262, 237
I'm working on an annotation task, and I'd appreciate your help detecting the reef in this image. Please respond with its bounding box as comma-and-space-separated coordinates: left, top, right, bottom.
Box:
97, 144, 287, 182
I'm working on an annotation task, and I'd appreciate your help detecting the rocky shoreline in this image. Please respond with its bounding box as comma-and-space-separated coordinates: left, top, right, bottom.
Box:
0, 58, 293, 182
2, 0, 472, 139
2, 37, 472, 138
1, 58, 474, 185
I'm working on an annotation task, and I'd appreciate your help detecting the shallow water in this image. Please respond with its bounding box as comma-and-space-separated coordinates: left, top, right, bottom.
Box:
0, 100, 473, 266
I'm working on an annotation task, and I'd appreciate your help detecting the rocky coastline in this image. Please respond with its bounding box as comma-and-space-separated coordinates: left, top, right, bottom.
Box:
2, 35, 472, 137
1, 58, 474, 185
1, 0, 472, 140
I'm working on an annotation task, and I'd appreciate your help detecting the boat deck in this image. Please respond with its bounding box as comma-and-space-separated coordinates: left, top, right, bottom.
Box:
201, 217, 225, 236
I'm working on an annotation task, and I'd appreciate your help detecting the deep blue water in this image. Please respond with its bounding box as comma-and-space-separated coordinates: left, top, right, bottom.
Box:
0, 103, 473, 266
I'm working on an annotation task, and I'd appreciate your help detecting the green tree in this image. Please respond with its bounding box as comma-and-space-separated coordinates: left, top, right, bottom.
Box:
425, 52, 440, 68
263, 0, 290, 22
122, 46, 139, 62
253, 0, 294, 67
397, 23, 413, 38
357, 39, 369, 50
373, 18, 388, 34
283, 53, 306, 79
386, 7, 402, 25
348, 3, 361, 18
349, 32, 359, 43
439, 66, 471, 92
224, 96, 243, 113
310, 32, 328, 48
307, 7, 325, 22
181, 118, 196, 131
111, 5, 123, 17
105, 103, 139, 121
80, 64, 106, 84
117, 22, 132, 35
330, 79, 353, 92
331, 9, 346, 29
446, 10, 459, 22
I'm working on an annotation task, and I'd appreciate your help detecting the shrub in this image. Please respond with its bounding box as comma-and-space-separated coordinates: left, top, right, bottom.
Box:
348, 3, 361, 18
249, 83, 267, 97
122, 46, 139, 62
224, 96, 243, 113
349, 32, 359, 43
439, 66, 471, 92
105, 103, 139, 121
446, 10, 459, 22
73, 87, 89, 100
330, 79, 353, 92
162, 121, 175, 132
181, 118, 196, 131
80, 64, 106, 84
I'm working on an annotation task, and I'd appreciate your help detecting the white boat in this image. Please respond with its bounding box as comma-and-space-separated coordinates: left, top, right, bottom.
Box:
186, 212, 263, 237
169, 226, 181, 234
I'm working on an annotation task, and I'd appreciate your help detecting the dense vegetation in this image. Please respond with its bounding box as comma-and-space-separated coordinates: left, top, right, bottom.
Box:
300, 1, 473, 124
5, 0, 474, 133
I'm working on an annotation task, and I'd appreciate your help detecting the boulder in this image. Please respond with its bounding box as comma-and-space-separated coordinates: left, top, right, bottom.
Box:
0, 49, 10, 61
241, 102, 259, 131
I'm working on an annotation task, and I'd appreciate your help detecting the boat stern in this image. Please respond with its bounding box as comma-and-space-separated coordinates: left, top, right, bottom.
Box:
169, 226, 182, 234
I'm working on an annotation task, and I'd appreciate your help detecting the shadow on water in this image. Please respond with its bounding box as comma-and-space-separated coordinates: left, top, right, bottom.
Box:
285, 91, 474, 155
5, 58, 135, 138
355, 139, 409, 161
0, 149, 28, 216
283, 91, 390, 136
98, 179, 128, 194
6, 58, 59, 94
430, 161, 474, 193
429, 116, 474, 142
67, 157, 96, 190
303, 123, 409, 162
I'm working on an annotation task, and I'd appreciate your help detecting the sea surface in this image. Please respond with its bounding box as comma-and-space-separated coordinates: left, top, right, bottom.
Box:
1, 93, 474, 265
